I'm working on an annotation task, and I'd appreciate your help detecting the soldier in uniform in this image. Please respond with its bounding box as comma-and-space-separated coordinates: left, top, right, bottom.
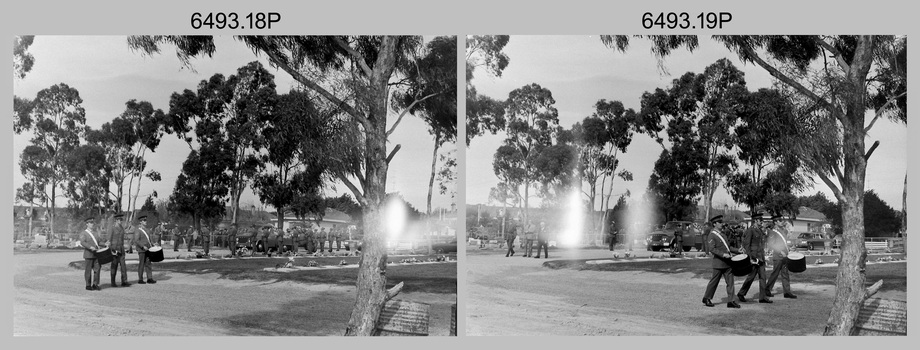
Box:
765, 220, 797, 299
202, 226, 211, 255
333, 226, 343, 251
319, 227, 328, 253
132, 215, 156, 284
523, 221, 536, 257
702, 215, 742, 308
505, 217, 519, 257
106, 213, 130, 287
738, 213, 772, 303
228, 223, 238, 257
534, 221, 550, 259
607, 221, 617, 251
79, 217, 103, 291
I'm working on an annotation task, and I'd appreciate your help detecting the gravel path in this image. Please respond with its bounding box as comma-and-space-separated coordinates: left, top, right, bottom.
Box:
14, 249, 455, 336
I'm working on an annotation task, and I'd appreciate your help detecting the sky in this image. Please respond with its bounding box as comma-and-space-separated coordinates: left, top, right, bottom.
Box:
466, 35, 907, 212
12, 36, 456, 214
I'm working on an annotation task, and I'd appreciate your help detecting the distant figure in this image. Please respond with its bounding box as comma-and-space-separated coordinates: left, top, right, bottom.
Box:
228, 223, 238, 257
534, 221, 549, 259
505, 218, 519, 257
523, 221, 536, 257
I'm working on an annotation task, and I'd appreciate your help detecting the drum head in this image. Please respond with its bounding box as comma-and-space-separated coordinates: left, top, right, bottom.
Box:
787, 252, 805, 260
148, 246, 162, 252
731, 254, 749, 262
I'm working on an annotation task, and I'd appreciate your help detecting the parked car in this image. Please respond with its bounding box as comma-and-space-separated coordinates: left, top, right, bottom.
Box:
788, 232, 831, 250
431, 240, 457, 254
645, 221, 701, 252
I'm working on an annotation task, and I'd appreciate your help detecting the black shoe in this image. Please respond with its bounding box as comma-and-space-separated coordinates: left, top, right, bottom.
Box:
111, 282, 118, 288
121, 282, 131, 287
147, 279, 156, 284
534, 256, 540, 259
86, 286, 93, 291
737, 294, 748, 303
137, 280, 147, 284
92, 285, 101, 291
765, 291, 774, 297
784, 293, 798, 299
759, 299, 773, 304
702, 298, 714, 307
510, 252, 514, 256
727, 301, 741, 309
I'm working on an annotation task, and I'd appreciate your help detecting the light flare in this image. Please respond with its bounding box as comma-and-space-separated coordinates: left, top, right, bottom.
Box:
384, 197, 408, 240
559, 190, 583, 247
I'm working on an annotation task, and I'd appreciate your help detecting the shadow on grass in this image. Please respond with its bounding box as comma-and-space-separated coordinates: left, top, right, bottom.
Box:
216, 298, 353, 336
70, 255, 457, 295
543, 255, 907, 294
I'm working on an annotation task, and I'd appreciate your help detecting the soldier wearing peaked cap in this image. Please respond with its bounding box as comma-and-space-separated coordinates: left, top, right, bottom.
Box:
702, 215, 742, 309
106, 213, 130, 287
738, 212, 772, 303
79, 217, 103, 291
132, 215, 156, 284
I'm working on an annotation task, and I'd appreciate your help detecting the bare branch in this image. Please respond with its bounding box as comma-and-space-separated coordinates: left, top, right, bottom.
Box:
816, 37, 851, 73
332, 37, 374, 78
864, 140, 880, 161
386, 92, 440, 137
385, 281, 404, 301
865, 91, 907, 133
816, 170, 844, 203
334, 171, 366, 206
865, 279, 883, 300
386, 144, 402, 164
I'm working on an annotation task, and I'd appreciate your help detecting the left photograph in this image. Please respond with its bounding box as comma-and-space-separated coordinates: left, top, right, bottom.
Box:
13, 35, 458, 336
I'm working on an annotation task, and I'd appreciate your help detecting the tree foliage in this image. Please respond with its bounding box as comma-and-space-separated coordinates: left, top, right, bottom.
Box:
466, 35, 510, 145
13, 35, 35, 79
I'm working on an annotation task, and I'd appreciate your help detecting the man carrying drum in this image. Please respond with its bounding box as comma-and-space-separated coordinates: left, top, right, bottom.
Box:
79, 217, 103, 291
738, 213, 772, 304
106, 213, 131, 287
133, 215, 157, 284
765, 219, 797, 299
702, 215, 742, 308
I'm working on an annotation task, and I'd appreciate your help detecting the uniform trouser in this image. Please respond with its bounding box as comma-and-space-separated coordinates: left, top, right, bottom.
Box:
203, 241, 210, 255
137, 252, 153, 281
318, 241, 325, 252
524, 239, 534, 256
766, 257, 792, 294
609, 236, 616, 251
739, 262, 768, 298
84, 258, 101, 287
335, 239, 341, 251
110, 252, 128, 284
704, 267, 736, 302
535, 240, 548, 258
229, 241, 237, 255
505, 238, 516, 256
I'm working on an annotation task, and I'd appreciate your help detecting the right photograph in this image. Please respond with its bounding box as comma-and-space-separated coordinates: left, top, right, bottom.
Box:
464, 35, 906, 336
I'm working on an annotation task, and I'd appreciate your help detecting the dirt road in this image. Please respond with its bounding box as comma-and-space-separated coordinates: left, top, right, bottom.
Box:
466, 247, 905, 336
14, 249, 454, 336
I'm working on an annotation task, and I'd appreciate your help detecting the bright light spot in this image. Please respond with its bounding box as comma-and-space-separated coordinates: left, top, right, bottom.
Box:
384, 197, 407, 240
559, 190, 583, 247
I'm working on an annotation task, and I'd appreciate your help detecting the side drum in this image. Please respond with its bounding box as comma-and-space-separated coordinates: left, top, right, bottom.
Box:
94, 247, 115, 265
147, 246, 165, 262
786, 252, 806, 273
730, 254, 753, 276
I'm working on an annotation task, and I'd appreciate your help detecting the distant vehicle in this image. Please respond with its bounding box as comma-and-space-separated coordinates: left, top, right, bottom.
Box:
788, 232, 830, 250
645, 221, 701, 252
431, 240, 457, 254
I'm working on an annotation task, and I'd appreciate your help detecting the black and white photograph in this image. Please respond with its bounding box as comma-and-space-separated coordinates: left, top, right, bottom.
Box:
12, 35, 458, 336
464, 35, 906, 336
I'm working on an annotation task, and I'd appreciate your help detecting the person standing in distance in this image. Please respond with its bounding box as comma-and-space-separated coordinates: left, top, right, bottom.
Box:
505, 217, 519, 257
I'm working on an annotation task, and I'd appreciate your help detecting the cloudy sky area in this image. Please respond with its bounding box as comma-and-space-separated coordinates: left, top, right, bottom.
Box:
466, 35, 906, 212
13, 36, 455, 214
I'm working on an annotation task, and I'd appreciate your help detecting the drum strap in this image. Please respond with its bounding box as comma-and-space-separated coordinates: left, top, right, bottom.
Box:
85, 229, 99, 247
139, 227, 151, 246
711, 230, 730, 252
770, 229, 789, 253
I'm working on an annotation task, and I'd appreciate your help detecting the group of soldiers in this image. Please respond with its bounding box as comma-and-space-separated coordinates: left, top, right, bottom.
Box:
167, 224, 351, 257
78, 214, 159, 291
703, 213, 798, 309
502, 217, 551, 259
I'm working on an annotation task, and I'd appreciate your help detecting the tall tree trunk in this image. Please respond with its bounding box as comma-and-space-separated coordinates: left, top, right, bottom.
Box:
344, 37, 397, 336
50, 184, 56, 240
426, 132, 442, 216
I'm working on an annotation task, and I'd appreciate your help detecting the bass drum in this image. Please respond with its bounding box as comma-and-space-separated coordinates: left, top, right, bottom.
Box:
147, 246, 165, 262
94, 247, 115, 265
786, 252, 806, 273
730, 254, 753, 276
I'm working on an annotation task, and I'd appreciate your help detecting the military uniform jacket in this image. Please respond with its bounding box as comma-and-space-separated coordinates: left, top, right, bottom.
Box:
708, 229, 739, 269
742, 226, 767, 261
524, 224, 536, 240
228, 227, 238, 242
766, 228, 789, 259
80, 229, 102, 259
507, 225, 518, 241
133, 226, 154, 252
106, 223, 127, 253
536, 226, 549, 241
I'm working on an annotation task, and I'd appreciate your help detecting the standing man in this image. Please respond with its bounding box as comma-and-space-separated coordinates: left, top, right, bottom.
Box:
334, 227, 343, 252
79, 217, 103, 291
133, 215, 156, 284
765, 220, 797, 299
607, 221, 617, 251
672, 224, 685, 256
106, 213, 130, 287
228, 223, 239, 257
505, 217, 519, 257
523, 221, 536, 257
319, 227, 328, 253
702, 215, 742, 308
738, 213, 772, 303
172, 226, 182, 252
534, 221, 549, 259
202, 226, 212, 256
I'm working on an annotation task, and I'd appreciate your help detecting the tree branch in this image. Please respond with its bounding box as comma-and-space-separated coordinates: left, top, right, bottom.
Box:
334, 171, 366, 207
386, 144, 402, 164
737, 44, 842, 121
385, 281, 404, 301
865, 91, 907, 133
816, 37, 851, 73
386, 92, 440, 137
332, 37, 374, 78
864, 140, 880, 161
816, 170, 844, 203
864, 279, 883, 300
